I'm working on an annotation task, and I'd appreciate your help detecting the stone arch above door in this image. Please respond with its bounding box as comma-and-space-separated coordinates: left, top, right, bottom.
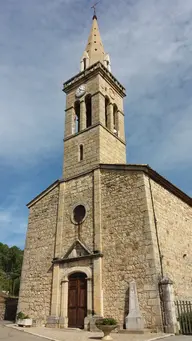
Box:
61, 266, 92, 281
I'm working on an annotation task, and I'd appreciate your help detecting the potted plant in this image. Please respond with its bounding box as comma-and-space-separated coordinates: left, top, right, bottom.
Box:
17, 311, 32, 327
96, 318, 118, 341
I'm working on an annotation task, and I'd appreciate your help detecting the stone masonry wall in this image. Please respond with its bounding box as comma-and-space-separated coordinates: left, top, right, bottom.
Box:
150, 178, 192, 300
60, 173, 94, 255
100, 170, 162, 330
99, 126, 126, 164
63, 70, 126, 180
63, 125, 126, 180
63, 126, 100, 179
18, 185, 59, 325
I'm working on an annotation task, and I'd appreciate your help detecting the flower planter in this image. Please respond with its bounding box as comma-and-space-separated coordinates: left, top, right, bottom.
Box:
96, 324, 118, 341
17, 318, 32, 327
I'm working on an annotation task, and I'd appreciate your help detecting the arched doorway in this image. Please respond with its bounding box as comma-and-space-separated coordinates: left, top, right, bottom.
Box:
68, 272, 87, 328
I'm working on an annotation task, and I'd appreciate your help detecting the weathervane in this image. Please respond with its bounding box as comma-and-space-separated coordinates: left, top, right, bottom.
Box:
91, 0, 101, 19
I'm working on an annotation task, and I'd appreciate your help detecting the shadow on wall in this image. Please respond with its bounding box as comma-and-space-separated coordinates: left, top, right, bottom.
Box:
123, 287, 129, 329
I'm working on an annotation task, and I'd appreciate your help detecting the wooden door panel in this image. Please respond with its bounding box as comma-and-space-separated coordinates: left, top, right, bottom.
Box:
68, 273, 87, 329
68, 308, 76, 328
68, 289, 76, 306
77, 307, 86, 328
79, 287, 86, 307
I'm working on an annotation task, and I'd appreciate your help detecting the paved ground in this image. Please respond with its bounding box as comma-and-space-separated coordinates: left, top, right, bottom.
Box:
170, 338, 192, 341
1, 323, 192, 341
0, 324, 45, 340
4, 324, 170, 341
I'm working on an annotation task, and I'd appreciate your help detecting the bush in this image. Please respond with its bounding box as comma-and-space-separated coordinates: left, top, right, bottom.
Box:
17, 311, 30, 320
96, 318, 117, 326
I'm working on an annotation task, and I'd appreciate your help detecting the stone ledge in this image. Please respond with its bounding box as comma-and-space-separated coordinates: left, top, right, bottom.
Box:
52, 252, 103, 264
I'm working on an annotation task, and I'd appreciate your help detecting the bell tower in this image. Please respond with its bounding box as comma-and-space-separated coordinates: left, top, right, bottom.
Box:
62, 15, 126, 179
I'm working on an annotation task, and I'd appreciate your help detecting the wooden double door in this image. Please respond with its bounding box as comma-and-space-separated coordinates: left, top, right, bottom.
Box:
68, 272, 87, 328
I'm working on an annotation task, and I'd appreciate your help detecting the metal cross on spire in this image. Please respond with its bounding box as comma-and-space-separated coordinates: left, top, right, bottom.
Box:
91, 0, 101, 19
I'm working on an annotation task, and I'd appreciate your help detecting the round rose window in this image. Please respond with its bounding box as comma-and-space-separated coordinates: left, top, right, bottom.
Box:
73, 205, 86, 224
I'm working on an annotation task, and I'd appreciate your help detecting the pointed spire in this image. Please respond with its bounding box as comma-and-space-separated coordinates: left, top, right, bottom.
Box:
84, 16, 105, 67
80, 15, 112, 72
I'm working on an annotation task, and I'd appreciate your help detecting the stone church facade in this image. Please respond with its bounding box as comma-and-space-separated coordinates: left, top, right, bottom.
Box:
18, 15, 192, 331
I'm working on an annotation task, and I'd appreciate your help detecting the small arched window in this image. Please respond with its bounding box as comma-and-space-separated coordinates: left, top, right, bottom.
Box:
85, 94, 92, 128
79, 144, 83, 161
74, 101, 80, 133
105, 97, 110, 128
83, 58, 86, 70
113, 104, 118, 135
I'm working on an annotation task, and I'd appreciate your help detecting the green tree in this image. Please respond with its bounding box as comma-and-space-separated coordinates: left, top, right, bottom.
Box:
0, 243, 23, 296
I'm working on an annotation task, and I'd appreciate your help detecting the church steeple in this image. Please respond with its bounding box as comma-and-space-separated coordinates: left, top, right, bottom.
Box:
80, 16, 111, 72
63, 15, 126, 180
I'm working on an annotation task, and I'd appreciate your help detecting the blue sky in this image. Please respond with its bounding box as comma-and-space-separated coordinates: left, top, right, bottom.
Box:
0, 0, 192, 249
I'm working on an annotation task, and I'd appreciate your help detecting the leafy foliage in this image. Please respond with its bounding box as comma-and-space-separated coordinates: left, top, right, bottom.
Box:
96, 318, 118, 325
0, 242, 23, 296
17, 311, 29, 320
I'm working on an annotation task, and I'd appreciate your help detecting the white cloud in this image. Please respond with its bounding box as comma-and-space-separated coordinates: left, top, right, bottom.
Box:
0, 0, 191, 249
0, 185, 29, 248
0, 207, 27, 248
0, 0, 192, 175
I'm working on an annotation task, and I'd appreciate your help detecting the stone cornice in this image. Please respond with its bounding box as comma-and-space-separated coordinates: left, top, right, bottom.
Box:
26, 164, 192, 208
65, 106, 74, 112
27, 180, 60, 208
63, 62, 126, 98
52, 252, 103, 264
63, 122, 126, 145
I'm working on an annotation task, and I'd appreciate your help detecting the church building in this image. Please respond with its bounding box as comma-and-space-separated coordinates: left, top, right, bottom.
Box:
18, 14, 192, 332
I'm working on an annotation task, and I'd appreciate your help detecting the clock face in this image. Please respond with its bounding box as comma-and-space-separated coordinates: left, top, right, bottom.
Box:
75, 85, 86, 98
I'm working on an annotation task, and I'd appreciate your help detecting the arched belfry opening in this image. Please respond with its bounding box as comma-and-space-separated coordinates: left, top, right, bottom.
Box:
74, 100, 80, 133
113, 104, 118, 135
105, 96, 110, 128
85, 94, 92, 128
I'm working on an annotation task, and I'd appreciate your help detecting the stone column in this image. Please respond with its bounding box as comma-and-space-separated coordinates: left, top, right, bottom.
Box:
117, 110, 125, 141
93, 258, 103, 316
59, 279, 69, 328
94, 169, 102, 251
92, 93, 105, 126
87, 278, 93, 316
80, 100, 86, 130
54, 182, 65, 258
71, 107, 76, 135
159, 277, 179, 334
46, 263, 60, 328
125, 280, 144, 332
93, 169, 103, 317
107, 103, 113, 132
65, 107, 75, 137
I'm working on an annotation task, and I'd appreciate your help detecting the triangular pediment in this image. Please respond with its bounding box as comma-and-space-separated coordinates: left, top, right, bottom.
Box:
63, 240, 92, 259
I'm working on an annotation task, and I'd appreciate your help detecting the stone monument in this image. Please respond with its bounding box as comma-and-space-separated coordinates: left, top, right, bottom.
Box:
125, 280, 144, 332
159, 276, 179, 334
